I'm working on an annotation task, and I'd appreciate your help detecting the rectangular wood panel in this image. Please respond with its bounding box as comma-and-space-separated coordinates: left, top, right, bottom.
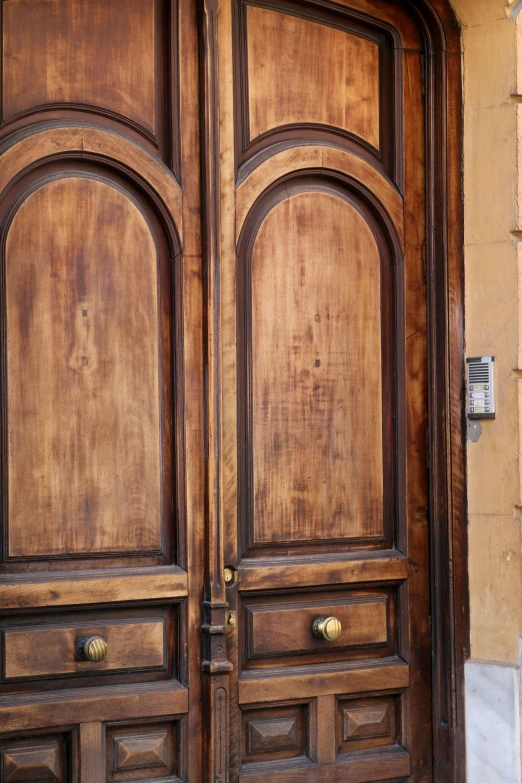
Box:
241, 703, 310, 767
0, 732, 68, 783
2, 0, 156, 134
4, 616, 168, 680
241, 590, 391, 665
337, 695, 399, 753
106, 721, 179, 781
246, 6, 380, 148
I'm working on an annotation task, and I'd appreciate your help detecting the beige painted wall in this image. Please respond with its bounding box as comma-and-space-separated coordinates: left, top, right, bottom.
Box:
451, 0, 522, 664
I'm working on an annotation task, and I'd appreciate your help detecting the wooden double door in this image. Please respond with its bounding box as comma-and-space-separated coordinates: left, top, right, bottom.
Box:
0, 0, 435, 780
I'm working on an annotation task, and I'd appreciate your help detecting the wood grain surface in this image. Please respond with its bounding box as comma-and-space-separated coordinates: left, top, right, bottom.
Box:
4, 617, 167, 679
0, 0, 466, 779
251, 191, 383, 545
3, 0, 156, 132
246, 6, 380, 148
6, 177, 162, 558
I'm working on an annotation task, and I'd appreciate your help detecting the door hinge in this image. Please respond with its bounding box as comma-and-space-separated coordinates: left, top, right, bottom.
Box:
426, 427, 430, 469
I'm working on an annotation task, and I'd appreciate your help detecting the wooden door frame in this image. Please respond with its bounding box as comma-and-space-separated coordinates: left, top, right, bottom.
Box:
199, 0, 468, 780
400, 2, 468, 781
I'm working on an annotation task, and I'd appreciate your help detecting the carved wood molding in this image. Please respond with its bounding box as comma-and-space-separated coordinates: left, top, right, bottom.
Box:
200, 0, 233, 779
0, 126, 183, 238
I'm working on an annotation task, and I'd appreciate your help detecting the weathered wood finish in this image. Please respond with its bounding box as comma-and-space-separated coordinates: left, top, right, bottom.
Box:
246, 6, 380, 148
217, 0, 461, 779
6, 176, 164, 560
3, 0, 156, 131
0, 0, 467, 781
249, 191, 384, 547
0, 0, 200, 781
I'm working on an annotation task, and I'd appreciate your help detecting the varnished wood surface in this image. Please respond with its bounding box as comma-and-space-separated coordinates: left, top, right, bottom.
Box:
3, 0, 156, 133
178, 0, 205, 777
0, 127, 183, 235
0, 732, 68, 783
241, 590, 391, 663
237, 554, 407, 591
5, 616, 167, 679
6, 177, 162, 558
238, 660, 409, 703
338, 695, 397, 752
235, 146, 404, 238
106, 720, 178, 781
0, 0, 466, 780
79, 722, 104, 783
0, 567, 187, 609
0, 1, 199, 781
238, 748, 411, 782
0, 681, 188, 733
223, 0, 433, 777
249, 191, 383, 546
246, 6, 380, 148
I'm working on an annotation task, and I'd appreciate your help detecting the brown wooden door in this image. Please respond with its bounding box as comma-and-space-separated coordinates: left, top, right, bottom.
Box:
0, 1, 204, 780
203, 0, 432, 781
0, 0, 432, 781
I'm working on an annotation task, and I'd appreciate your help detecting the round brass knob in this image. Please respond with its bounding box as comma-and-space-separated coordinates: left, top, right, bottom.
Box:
77, 636, 108, 662
312, 616, 342, 641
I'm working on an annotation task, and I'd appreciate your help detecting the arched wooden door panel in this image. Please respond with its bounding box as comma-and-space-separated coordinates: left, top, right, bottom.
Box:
0, 0, 464, 781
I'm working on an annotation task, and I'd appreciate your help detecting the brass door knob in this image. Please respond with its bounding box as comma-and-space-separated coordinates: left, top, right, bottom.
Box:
76, 636, 108, 662
312, 616, 342, 641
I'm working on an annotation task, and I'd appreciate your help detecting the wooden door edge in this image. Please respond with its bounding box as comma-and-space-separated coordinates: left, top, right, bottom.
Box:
407, 3, 469, 782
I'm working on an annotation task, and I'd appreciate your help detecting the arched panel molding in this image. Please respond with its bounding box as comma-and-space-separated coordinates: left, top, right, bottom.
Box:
0, 138, 186, 574
0, 125, 183, 245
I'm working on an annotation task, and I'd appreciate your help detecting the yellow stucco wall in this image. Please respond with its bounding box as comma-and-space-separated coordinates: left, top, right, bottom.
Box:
452, 0, 522, 664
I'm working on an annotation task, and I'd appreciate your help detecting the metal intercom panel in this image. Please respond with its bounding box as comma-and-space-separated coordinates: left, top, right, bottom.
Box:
466, 356, 495, 419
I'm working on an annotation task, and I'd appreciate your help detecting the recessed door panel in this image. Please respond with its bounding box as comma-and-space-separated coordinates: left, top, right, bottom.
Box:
248, 190, 384, 548
3, 0, 156, 131
5, 176, 165, 561
246, 6, 380, 148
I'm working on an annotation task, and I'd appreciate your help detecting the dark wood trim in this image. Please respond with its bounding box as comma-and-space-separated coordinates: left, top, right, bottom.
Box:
401, 3, 468, 781
199, 0, 234, 780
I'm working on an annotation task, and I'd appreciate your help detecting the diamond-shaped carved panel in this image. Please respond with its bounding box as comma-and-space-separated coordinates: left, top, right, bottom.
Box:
337, 696, 399, 754
247, 716, 298, 755
0, 734, 67, 782
241, 703, 309, 767
115, 731, 168, 770
106, 722, 178, 781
